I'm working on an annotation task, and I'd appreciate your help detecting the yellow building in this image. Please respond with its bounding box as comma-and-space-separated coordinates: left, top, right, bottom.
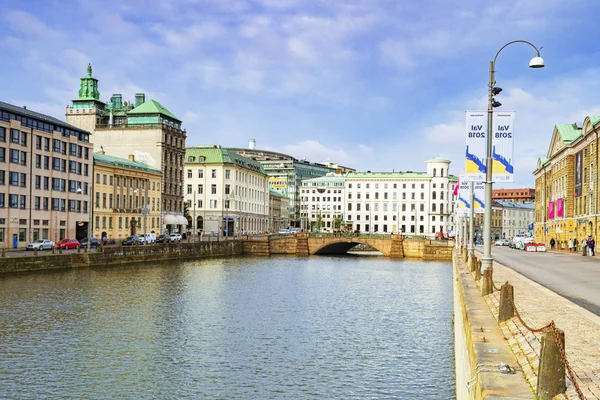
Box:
93, 151, 162, 240
533, 116, 600, 247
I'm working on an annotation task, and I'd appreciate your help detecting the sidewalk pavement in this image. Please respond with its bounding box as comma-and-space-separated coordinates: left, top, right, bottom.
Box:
484, 257, 600, 399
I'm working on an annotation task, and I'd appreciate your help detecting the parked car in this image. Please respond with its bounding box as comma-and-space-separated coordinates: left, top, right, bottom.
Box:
494, 239, 510, 246
156, 234, 169, 243
26, 239, 55, 251
279, 229, 290, 235
139, 233, 156, 245
57, 238, 81, 249
168, 233, 182, 243
80, 238, 102, 248
122, 236, 143, 246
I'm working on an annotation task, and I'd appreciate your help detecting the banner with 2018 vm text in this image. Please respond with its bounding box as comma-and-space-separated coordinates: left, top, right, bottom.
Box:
464, 111, 515, 183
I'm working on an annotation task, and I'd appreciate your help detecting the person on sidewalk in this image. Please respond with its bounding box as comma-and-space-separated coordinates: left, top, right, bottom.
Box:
550, 237, 556, 249
589, 236, 596, 256
568, 238, 574, 252
573, 237, 578, 253
582, 238, 587, 256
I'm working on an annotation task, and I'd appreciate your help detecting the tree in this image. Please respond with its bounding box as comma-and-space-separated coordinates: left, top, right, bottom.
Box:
334, 215, 342, 230
317, 211, 324, 231
183, 201, 190, 219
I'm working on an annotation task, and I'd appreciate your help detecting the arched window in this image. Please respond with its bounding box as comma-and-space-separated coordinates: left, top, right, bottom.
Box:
433, 168, 437, 177
432, 203, 437, 212
440, 204, 444, 213
432, 191, 437, 200
440, 168, 444, 177
440, 192, 444, 200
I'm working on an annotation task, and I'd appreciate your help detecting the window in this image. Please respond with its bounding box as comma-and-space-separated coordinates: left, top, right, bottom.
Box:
211, 169, 217, 178
198, 184, 203, 194
187, 169, 192, 178
10, 129, 19, 144
0, 127, 5, 142
225, 169, 231, 179
198, 170, 203, 178
187, 184, 192, 194
211, 184, 217, 194
225, 184, 231, 195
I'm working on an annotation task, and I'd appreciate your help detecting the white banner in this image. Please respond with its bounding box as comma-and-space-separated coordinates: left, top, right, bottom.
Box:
473, 181, 485, 214
456, 178, 485, 215
491, 111, 515, 183
456, 177, 471, 215
465, 111, 515, 183
464, 112, 487, 182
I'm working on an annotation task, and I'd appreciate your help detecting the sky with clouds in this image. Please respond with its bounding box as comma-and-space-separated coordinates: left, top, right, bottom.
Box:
2, 0, 600, 187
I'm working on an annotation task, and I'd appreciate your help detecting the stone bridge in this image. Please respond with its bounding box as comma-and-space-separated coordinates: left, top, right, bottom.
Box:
242, 233, 453, 260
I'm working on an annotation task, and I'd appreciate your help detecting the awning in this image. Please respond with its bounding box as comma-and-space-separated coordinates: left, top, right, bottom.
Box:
176, 215, 188, 226
164, 214, 178, 225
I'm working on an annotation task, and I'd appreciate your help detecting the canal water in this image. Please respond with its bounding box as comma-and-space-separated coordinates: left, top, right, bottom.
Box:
0, 255, 455, 399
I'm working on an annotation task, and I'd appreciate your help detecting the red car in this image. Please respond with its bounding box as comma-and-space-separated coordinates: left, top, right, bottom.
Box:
57, 238, 81, 249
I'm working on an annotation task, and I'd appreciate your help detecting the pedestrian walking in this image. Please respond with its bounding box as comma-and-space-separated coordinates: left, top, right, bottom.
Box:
589, 236, 596, 256
582, 238, 587, 256
573, 237, 578, 253
550, 237, 556, 249
568, 238, 574, 252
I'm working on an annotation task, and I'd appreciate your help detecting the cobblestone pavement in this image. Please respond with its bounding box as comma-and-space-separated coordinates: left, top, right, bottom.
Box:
476, 256, 600, 399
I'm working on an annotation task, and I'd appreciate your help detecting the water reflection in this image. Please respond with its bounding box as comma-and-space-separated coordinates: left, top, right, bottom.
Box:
0, 256, 454, 399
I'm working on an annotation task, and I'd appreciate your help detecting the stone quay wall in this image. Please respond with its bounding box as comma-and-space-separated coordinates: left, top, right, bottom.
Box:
0, 241, 242, 274
453, 251, 533, 399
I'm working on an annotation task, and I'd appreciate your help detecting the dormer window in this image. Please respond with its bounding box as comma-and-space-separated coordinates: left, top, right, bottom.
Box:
188, 156, 195, 162
199, 156, 205, 162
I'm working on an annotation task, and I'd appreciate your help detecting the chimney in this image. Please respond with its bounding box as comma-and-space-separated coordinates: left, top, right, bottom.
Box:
128, 154, 135, 161
249, 139, 256, 150
99, 145, 106, 155
135, 93, 145, 107
111, 94, 122, 109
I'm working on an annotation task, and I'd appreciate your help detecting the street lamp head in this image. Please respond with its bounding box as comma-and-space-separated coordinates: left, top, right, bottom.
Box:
529, 56, 545, 68
492, 87, 503, 95
492, 99, 502, 108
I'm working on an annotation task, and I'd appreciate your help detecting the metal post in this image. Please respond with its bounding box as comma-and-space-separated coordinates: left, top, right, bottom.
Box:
481, 60, 495, 273
468, 182, 475, 254
143, 181, 148, 242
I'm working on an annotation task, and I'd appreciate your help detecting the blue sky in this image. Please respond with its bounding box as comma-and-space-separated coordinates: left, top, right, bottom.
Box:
2, 0, 600, 187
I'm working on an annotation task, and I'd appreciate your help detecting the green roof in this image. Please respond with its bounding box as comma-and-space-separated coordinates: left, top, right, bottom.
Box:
555, 123, 582, 144
269, 189, 285, 197
302, 173, 345, 185
185, 146, 266, 174
426, 157, 451, 163
94, 153, 162, 174
589, 116, 600, 126
128, 99, 180, 122
346, 171, 431, 179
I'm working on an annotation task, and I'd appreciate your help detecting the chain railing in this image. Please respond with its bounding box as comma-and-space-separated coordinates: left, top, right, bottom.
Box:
507, 286, 585, 399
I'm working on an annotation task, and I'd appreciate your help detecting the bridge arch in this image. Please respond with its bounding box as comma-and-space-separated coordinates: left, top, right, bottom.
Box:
311, 238, 390, 256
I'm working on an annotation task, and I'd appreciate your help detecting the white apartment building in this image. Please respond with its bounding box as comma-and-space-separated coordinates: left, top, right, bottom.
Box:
184, 146, 269, 236
300, 158, 458, 236
300, 173, 345, 231
269, 189, 290, 232
497, 200, 535, 239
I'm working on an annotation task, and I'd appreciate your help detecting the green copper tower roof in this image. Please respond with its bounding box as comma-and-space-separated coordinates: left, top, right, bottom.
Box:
128, 99, 180, 122
94, 153, 162, 174
76, 63, 100, 101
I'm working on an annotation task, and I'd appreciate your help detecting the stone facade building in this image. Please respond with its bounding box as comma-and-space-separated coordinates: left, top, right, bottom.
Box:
92, 151, 162, 240
65, 64, 186, 234
184, 146, 269, 236
0, 101, 94, 248
269, 189, 290, 232
533, 117, 600, 245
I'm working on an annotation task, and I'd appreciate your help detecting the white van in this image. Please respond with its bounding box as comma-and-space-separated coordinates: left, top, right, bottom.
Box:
140, 233, 156, 244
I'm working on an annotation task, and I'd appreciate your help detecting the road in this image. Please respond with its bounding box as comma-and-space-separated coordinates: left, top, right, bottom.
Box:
478, 245, 600, 316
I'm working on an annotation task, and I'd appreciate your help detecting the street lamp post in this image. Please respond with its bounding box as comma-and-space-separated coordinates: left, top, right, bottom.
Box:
481, 40, 544, 276
468, 182, 475, 255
